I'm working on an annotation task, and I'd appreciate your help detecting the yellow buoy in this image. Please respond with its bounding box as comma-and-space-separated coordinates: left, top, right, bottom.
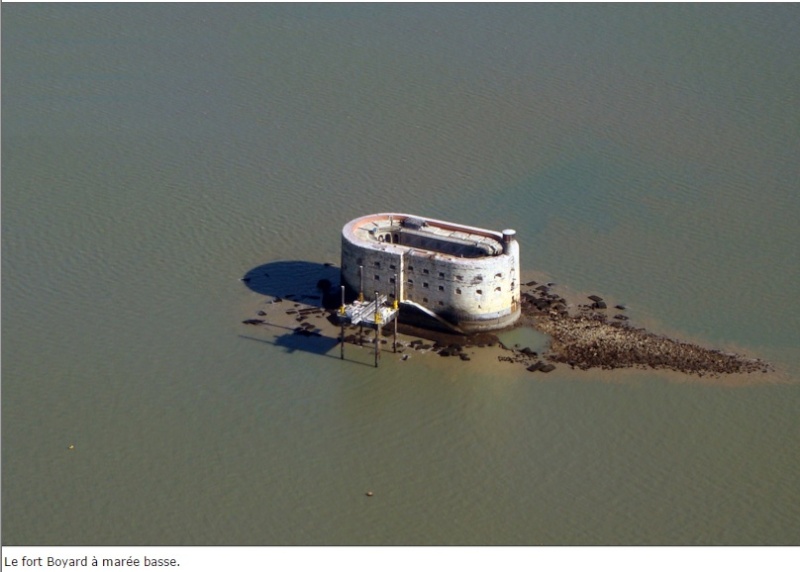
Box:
68, 444, 75, 451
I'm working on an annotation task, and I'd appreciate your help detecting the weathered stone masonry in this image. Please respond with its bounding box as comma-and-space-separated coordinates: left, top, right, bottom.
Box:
341, 213, 521, 333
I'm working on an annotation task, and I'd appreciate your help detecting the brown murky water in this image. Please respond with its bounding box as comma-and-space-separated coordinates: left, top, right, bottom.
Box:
3, 4, 799, 545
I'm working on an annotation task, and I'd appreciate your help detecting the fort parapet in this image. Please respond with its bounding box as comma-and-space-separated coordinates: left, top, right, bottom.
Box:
341, 213, 521, 333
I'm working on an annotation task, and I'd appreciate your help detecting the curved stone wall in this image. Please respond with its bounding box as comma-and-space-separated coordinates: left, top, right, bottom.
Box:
340, 213, 520, 333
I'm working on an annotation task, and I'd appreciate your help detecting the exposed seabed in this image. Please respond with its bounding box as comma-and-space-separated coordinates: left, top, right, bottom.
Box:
518, 282, 773, 378
241, 262, 774, 379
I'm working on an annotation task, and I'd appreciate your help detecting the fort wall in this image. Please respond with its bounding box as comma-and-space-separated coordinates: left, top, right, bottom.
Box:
340, 213, 520, 333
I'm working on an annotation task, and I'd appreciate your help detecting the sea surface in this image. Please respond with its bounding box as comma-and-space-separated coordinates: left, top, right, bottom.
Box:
3, 4, 799, 545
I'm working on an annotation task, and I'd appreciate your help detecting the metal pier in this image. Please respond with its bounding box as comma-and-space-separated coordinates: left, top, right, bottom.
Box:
337, 289, 399, 367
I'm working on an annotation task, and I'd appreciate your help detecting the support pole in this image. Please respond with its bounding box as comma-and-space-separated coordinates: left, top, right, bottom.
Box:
393, 273, 398, 353
358, 279, 363, 346
339, 285, 346, 360
374, 290, 380, 368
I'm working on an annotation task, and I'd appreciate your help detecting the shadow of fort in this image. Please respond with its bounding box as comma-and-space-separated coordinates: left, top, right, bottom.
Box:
241, 260, 377, 366
241, 260, 342, 308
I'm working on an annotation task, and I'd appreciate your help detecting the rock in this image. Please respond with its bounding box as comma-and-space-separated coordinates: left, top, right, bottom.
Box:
588, 295, 604, 302
242, 319, 264, 325
539, 364, 556, 373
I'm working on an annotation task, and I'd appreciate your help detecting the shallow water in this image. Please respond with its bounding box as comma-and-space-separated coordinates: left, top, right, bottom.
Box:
3, 4, 799, 545
496, 327, 551, 356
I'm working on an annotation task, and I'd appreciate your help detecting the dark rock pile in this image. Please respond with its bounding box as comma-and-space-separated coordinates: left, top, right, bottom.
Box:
520, 282, 772, 377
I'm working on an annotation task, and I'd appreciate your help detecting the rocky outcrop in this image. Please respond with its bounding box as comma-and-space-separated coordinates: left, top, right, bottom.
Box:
520, 284, 772, 377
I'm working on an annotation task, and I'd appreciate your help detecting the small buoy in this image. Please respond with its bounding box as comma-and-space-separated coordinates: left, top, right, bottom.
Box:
366, 491, 374, 497
68, 444, 75, 451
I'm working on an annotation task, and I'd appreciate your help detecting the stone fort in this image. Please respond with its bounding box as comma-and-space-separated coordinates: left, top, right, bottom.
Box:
340, 213, 520, 333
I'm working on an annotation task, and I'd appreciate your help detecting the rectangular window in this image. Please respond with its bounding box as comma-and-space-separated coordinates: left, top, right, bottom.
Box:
389, 264, 396, 270
438, 285, 444, 291
476, 289, 483, 295
456, 275, 464, 281
423, 269, 429, 275
374, 275, 380, 281
408, 265, 414, 271
389, 277, 396, 284
456, 288, 462, 295
423, 282, 429, 288
423, 297, 429, 303
438, 272, 445, 278
438, 301, 444, 306
375, 261, 381, 268
408, 279, 414, 285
